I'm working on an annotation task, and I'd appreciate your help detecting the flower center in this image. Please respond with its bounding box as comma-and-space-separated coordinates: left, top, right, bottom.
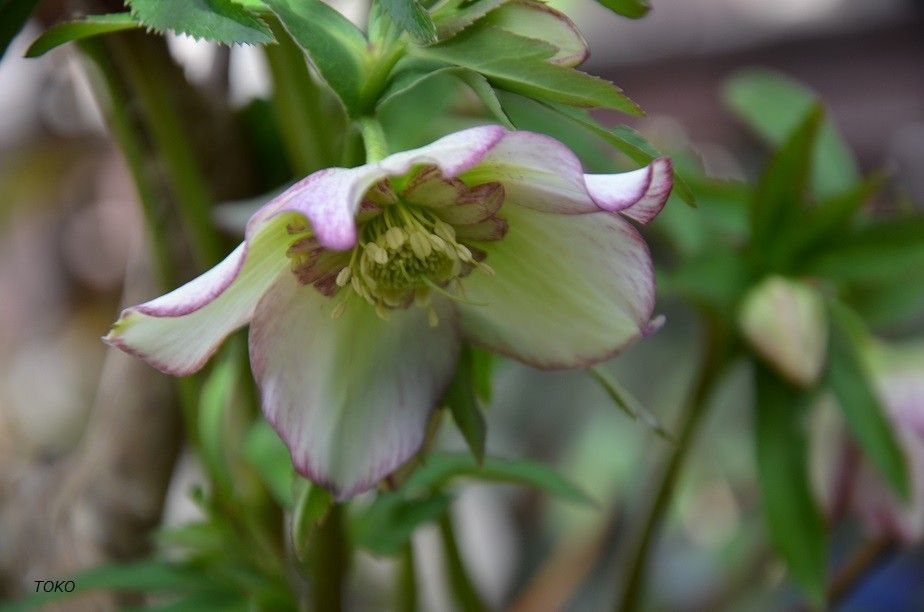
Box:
334, 201, 491, 325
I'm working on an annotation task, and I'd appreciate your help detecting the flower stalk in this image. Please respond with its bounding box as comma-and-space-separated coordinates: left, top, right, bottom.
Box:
359, 116, 390, 162
616, 318, 730, 612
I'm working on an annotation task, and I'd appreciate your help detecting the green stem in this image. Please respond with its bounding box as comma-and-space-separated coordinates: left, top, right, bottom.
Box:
307, 504, 349, 612
264, 18, 337, 174
616, 320, 729, 612
111, 34, 223, 267
397, 542, 418, 612
359, 116, 389, 163
439, 513, 487, 612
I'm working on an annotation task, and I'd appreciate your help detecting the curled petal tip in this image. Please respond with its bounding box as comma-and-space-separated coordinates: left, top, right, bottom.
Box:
644, 315, 666, 336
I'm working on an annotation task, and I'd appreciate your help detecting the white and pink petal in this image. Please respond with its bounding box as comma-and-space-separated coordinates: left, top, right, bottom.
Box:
584, 157, 673, 224
249, 274, 461, 499
104, 212, 297, 376
456, 203, 657, 368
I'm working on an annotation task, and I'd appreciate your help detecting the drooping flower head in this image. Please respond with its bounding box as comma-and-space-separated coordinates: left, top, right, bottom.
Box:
106, 126, 672, 498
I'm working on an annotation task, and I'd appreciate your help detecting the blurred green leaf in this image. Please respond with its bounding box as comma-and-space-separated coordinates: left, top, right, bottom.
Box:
403, 452, 593, 504
786, 172, 885, 267
352, 492, 454, 555
415, 24, 642, 114
243, 420, 296, 508
847, 268, 924, 330
263, 0, 368, 115
750, 104, 823, 268
444, 346, 488, 463
136, 591, 248, 612
0, 0, 40, 59
198, 346, 240, 493
725, 69, 858, 198
660, 245, 751, 316
541, 102, 696, 206
127, 0, 273, 44
754, 363, 826, 606
653, 176, 749, 256
381, 0, 437, 43
826, 301, 909, 498
805, 216, 924, 283
593, 0, 650, 19
291, 483, 334, 561
5, 560, 214, 611
25, 14, 139, 58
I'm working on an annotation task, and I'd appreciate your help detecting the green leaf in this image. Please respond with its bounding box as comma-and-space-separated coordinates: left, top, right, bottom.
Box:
804, 216, 924, 283
593, 0, 650, 19
724, 69, 858, 198
597, 0, 651, 19
263, 0, 368, 115
826, 302, 909, 498
588, 366, 673, 441
0, 0, 40, 59
26, 13, 139, 58
378, 63, 514, 128
750, 103, 823, 265
541, 101, 696, 206
291, 483, 334, 560
403, 452, 593, 504
380, 0, 437, 43
198, 345, 240, 492
443, 346, 488, 463
243, 420, 296, 508
455, 71, 515, 129
126, 0, 274, 45
414, 24, 642, 114
481, 0, 587, 67
470, 346, 495, 402
432, 0, 506, 40
351, 492, 454, 555
754, 363, 826, 605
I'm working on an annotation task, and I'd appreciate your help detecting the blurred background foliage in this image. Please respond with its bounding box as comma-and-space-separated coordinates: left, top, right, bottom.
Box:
1, 0, 924, 610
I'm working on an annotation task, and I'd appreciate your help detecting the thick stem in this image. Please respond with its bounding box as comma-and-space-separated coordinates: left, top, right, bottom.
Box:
397, 542, 418, 612
264, 18, 339, 174
307, 504, 350, 612
439, 513, 488, 612
615, 320, 729, 612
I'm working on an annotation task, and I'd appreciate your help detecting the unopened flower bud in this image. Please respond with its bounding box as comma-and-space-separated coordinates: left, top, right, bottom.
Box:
739, 276, 827, 387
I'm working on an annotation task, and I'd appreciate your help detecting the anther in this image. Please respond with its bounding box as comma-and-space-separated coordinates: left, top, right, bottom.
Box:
409, 232, 432, 259
427, 307, 439, 328
384, 227, 406, 250
335, 267, 352, 287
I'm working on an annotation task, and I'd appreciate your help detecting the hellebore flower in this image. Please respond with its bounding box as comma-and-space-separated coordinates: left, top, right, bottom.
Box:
105, 126, 671, 498
739, 276, 828, 388
813, 341, 924, 542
